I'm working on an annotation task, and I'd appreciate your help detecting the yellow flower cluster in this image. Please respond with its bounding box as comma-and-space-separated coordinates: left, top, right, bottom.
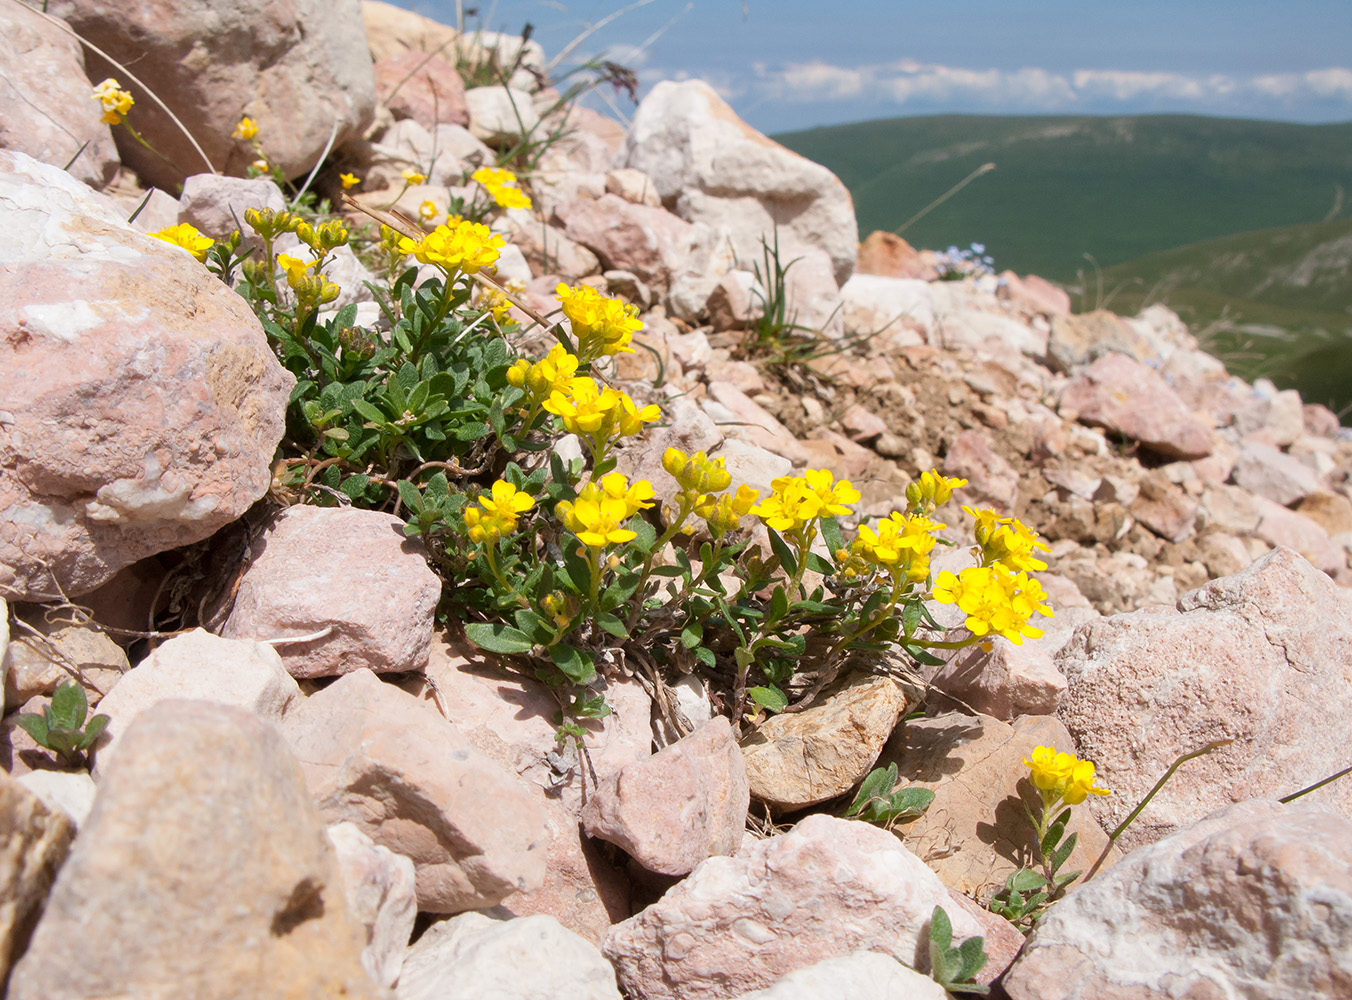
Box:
543, 377, 661, 457
556, 473, 655, 548
276, 253, 340, 312
92, 78, 133, 125
1024, 746, 1110, 804
906, 470, 968, 511
398, 218, 504, 275
965, 506, 1051, 573
555, 284, 644, 361
932, 564, 1052, 645
699, 485, 761, 538
149, 223, 214, 263
662, 449, 760, 538
464, 480, 535, 544
751, 469, 860, 536
401, 168, 427, 185
232, 116, 258, 141
851, 512, 943, 583
507, 344, 579, 405
471, 167, 532, 210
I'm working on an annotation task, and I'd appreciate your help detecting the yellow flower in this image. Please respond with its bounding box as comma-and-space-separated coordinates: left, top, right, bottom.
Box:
340, 172, 361, 190
507, 344, 580, 404
91, 78, 133, 125
276, 253, 317, 288
232, 116, 258, 141
492, 185, 532, 210
932, 564, 1052, 645
149, 223, 214, 263
555, 283, 644, 361
472, 167, 517, 188
463, 480, 534, 544
750, 475, 825, 534
477, 286, 513, 323
851, 512, 942, 582
556, 477, 650, 548
1024, 746, 1110, 804
542, 378, 660, 454
397, 218, 504, 275
700, 484, 760, 538
803, 468, 860, 517
662, 449, 732, 495
401, 168, 427, 185
964, 506, 1051, 572
251, 158, 270, 173
419, 200, 438, 221
906, 469, 968, 510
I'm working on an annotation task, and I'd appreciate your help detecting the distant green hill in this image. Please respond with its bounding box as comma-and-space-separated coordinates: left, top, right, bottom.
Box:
773, 114, 1352, 284
1093, 218, 1352, 414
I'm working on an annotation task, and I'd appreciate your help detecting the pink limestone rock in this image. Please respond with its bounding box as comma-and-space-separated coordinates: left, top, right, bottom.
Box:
0, 152, 293, 602
1059, 352, 1215, 459
221, 505, 441, 679
7, 701, 383, 1000
1003, 799, 1352, 1000
1056, 546, 1352, 849
601, 813, 984, 1000
582, 716, 749, 876
282, 668, 549, 914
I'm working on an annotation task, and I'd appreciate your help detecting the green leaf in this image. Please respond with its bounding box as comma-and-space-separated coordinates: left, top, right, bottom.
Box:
956, 937, 989, 981
747, 685, 788, 713
629, 517, 656, 554
1041, 819, 1067, 859
680, 622, 704, 648
819, 515, 843, 554
767, 529, 797, 576
549, 643, 596, 684
1006, 868, 1048, 893
804, 552, 834, 575
514, 609, 553, 644
1050, 831, 1079, 874
902, 600, 923, 639
14, 713, 48, 748
694, 646, 716, 668
929, 905, 954, 953
351, 398, 385, 423
889, 786, 936, 818
769, 584, 788, 622
1053, 869, 1083, 888
396, 480, 424, 512
596, 612, 628, 638
464, 623, 535, 655
900, 642, 947, 667
49, 683, 87, 731
77, 714, 110, 750
340, 474, 371, 499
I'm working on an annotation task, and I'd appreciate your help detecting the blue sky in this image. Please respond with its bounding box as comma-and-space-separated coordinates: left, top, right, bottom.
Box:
393, 0, 1352, 133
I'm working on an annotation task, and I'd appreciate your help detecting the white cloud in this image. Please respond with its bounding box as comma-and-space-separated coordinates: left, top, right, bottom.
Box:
1072, 70, 1210, 101
738, 59, 1352, 113
777, 60, 864, 100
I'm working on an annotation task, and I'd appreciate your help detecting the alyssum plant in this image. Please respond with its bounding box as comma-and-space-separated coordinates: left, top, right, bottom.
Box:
146, 119, 1055, 752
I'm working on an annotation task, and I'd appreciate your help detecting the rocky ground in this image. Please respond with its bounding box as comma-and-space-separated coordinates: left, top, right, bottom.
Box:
2, 1, 1352, 998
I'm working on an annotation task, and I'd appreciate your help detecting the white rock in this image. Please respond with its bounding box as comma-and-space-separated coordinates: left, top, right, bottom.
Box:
623, 80, 857, 285
91, 628, 301, 776
465, 86, 541, 146
397, 912, 622, 1000
327, 821, 417, 989
15, 770, 97, 828
736, 951, 949, 1000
